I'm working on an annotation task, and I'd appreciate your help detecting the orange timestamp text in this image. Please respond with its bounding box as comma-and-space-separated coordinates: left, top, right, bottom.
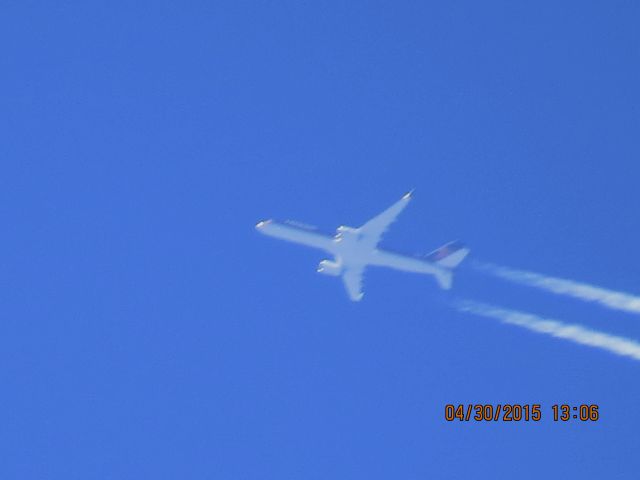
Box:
444, 404, 600, 422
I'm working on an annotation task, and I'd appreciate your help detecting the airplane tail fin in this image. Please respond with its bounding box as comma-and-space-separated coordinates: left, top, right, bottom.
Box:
427, 241, 469, 290
425, 240, 470, 269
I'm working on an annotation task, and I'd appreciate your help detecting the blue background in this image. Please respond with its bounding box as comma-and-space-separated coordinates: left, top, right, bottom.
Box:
2, 1, 639, 478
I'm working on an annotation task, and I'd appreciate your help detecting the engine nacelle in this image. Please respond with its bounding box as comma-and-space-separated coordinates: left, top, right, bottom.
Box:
335, 225, 359, 242
317, 259, 342, 276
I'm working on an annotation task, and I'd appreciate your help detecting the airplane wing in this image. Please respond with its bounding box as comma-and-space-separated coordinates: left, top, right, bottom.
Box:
357, 191, 413, 249
342, 267, 365, 301
255, 220, 336, 254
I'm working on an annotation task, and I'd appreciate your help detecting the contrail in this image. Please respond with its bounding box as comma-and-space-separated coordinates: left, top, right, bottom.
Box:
454, 299, 640, 362
474, 261, 640, 316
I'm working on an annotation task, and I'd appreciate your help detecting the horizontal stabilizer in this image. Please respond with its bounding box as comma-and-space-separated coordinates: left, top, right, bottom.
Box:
435, 270, 453, 290
425, 241, 469, 269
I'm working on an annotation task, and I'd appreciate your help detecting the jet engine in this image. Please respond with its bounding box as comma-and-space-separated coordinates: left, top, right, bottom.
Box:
317, 259, 342, 276
335, 225, 359, 242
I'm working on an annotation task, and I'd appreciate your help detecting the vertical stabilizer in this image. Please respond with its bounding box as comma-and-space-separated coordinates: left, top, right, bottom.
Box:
425, 241, 470, 269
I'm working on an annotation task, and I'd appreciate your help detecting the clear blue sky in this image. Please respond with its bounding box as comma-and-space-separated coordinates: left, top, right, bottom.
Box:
2, 1, 639, 478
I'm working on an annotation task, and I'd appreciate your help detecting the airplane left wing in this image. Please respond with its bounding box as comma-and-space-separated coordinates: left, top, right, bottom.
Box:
357, 191, 413, 249
342, 267, 365, 301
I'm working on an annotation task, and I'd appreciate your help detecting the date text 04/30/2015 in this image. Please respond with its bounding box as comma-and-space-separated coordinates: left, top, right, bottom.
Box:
444, 404, 599, 422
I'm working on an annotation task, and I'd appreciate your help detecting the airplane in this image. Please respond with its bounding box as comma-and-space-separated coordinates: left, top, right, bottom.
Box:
255, 191, 469, 301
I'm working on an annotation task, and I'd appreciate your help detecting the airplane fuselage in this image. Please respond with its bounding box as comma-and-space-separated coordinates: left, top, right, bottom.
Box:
257, 220, 451, 286
332, 226, 445, 277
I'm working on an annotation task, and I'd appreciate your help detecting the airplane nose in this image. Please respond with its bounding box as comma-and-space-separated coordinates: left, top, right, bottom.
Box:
255, 219, 272, 229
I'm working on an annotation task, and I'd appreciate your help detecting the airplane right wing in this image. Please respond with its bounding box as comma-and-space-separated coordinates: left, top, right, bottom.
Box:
342, 266, 365, 301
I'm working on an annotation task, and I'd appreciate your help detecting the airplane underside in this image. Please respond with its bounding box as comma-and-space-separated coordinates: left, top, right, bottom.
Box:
256, 192, 469, 301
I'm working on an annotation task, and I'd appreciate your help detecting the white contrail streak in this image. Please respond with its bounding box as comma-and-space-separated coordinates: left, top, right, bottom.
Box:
474, 262, 640, 316
454, 299, 640, 361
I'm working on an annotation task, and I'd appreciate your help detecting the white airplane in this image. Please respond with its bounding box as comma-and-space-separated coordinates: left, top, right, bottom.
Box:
255, 191, 469, 301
